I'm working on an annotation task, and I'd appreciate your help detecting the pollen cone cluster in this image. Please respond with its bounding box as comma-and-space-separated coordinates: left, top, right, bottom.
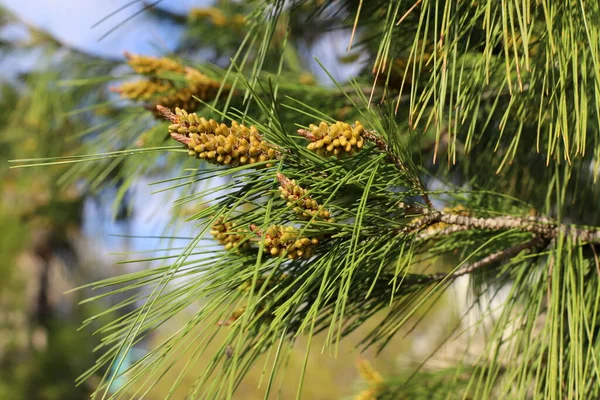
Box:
124, 52, 186, 75
258, 225, 319, 259
163, 106, 278, 167
190, 7, 227, 26
299, 121, 365, 157
189, 7, 246, 28
277, 173, 333, 221
354, 358, 384, 400
112, 80, 173, 101
210, 218, 251, 250
114, 53, 228, 112
155, 68, 224, 111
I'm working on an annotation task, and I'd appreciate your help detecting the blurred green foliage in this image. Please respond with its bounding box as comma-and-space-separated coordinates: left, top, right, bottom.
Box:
0, 318, 97, 400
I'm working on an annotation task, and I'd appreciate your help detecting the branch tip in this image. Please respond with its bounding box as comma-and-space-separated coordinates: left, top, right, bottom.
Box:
297, 128, 317, 141
156, 105, 179, 123
249, 224, 262, 236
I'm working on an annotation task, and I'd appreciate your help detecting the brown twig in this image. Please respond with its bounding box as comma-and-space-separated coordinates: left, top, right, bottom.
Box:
399, 212, 441, 234
156, 105, 192, 145
249, 224, 262, 236
156, 105, 178, 123
381, 203, 599, 285
396, 203, 600, 243
296, 129, 317, 142
438, 214, 600, 243
438, 214, 555, 237
416, 225, 471, 241
156, 105, 194, 146
397, 202, 430, 216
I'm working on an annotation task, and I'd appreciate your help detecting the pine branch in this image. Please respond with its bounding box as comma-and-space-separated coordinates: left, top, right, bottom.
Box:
156, 105, 190, 145
415, 225, 470, 241
398, 204, 600, 243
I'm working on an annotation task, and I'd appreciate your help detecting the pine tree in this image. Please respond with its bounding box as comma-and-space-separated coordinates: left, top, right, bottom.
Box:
11, 1, 600, 398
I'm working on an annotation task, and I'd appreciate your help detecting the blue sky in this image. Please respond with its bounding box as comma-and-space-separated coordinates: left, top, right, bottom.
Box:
1, 0, 364, 81
1, 0, 205, 59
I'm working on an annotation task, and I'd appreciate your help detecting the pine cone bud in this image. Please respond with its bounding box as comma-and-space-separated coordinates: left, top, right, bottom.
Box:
122, 53, 229, 111
189, 7, 227, 26
158, 106, 279, 167
276, 173, 333, 221
210, 218, 251, 250
155, 68, 227, 110
355, 358, 384, 400
253, 225, 319, 259
111, 80, 173, 101
298, 120, 365, 157
356, 358, 383, 385
124, 52, 186, 76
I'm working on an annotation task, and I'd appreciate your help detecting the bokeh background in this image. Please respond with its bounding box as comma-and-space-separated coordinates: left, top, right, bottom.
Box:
0, 2, 469, 398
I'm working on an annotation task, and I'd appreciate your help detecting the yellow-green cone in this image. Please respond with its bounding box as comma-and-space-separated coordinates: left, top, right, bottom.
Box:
298, 120, 365, 157
124, 52, 186, 76
252, 224, 319, 260
112, 80, 173, 101
277, 173, 333, 221
116, 58, 228, 111
210, 218, 251, 250
154, 68, 226, 111
158, 106, 279, 167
